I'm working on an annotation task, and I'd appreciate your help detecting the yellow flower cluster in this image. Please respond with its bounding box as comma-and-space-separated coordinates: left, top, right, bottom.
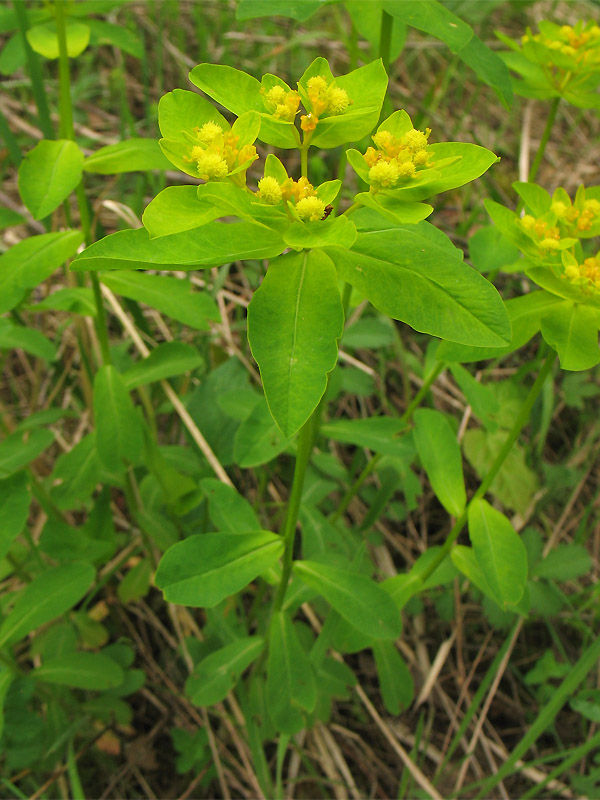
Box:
261, 86, 301, 122
300, 76, 352, 133
256, 175, 325, 221
551, 197, 600, 233
189, 121, 257, 181
520, 215, 563, 250
363, 127, 431, 190
522, 22, 600, 66
564, 255, 600, 293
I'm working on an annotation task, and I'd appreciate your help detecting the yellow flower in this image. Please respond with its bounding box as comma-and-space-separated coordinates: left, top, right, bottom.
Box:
196, 150, 229, 180
196, 121, 224, 146
369, 160, 400, 189
296, 196, 326, 221
257, 176, 283, 205
327, 86, 350, 115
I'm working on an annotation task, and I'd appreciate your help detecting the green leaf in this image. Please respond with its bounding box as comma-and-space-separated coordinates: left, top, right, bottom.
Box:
383, 0, 473, 53
83, 139, 172, 174
457, 33, 513, 108
236, 0, 324, 21
468, 498, 528, 607
51, 434, 101, 510
267, 612, 317, 734
345, 1, 406, 61
0, 428, 54, 479
100, 271, 219, 330
0, 666, 13, 741
283, 217, 357, 250
413, 408, 466, 516
463, 427, 539, 516
18, 139, 83, 220
26, 20, 90, 59
86, 19, 143, 58
0, 230, 83, 314
233, 398, 292, 468
27, 287, 96, 316
469, 225, 520, 274
385, 142, 498, 202
93, 365, 143, 470
449, 363, 500, 428
437, 290, 562, 363
293, 560, 402, 640
512, 181, 551, 217
117, 558, 152, 603
0, 207, 25, 229
532, 545, 592, 582
201, 478, 261, 533
158, 87, 228, 142
142, 186, 221, 238
327, 227, 511, 347
186, 637, 264, 706
155, 531, 284, 607
355, 192, 433, 225
540, 302, 600, 371
248, 250, 343, 437
34, 652, 124, 690
122, 342, 203, 390
71, 223, 286, 271
0, 319, 56, 362
0, 562, 95, 648
372, 641, 414, 714
320, 417, 412, 458
0, 472, 30, 561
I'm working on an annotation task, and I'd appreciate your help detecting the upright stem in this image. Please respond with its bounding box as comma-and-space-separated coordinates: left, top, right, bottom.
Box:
55, 0, 111, 366
270, 414, 315, 614
418, 350, 556, 586
528, 97, 559, 185
300, 144, 309, 180
379, 10, 393, 73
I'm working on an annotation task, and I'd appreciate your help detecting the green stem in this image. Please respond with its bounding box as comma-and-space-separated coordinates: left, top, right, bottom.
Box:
55, 0, 111, 367
329, 361, 445, 524
270, 413, 315, 614
418, 350, 555, 587
528, 97, 559, 184
300, 144, 309, 180
378, 10, 393, 73
13, 0, 53, 139
342, 201, 361, 217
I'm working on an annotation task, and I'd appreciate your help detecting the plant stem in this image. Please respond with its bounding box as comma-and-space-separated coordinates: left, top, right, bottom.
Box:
271, 408, 320, 615
528, 96, 559, 184
418, 350, 556, 587
329, 361, 445, 524
379, 10, 393, 73
55, 0, 112, 366
300, 144, 309, 180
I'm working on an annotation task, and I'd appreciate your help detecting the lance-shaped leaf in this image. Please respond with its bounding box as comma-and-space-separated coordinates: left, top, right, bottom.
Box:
0, 562, 95, 648
155, 531, 284, 607
71, 223, 286, 271
122, 342, 203, 390
326, 227, 511, 347
293, 560, 402, 640
540, 302, 600, 371
413, 408, 466, 517
0, 230, 83, 314
93, 365, 143, 470
83, 138, 172, 174
33, 653, 124, 690
0, 472, 30, 561
266, 612, 317, 734
186, 637, 264, 706
100, 271, 219, 330
18, 139, 83, 219
468, 498, 528, 607
247, 250, 344, 437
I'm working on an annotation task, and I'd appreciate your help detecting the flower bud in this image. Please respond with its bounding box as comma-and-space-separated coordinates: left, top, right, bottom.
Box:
257, 176, 283, 204
296, 196, 326, 222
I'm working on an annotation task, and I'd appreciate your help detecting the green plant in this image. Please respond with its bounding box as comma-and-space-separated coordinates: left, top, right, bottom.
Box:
1, 1, 599, 797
